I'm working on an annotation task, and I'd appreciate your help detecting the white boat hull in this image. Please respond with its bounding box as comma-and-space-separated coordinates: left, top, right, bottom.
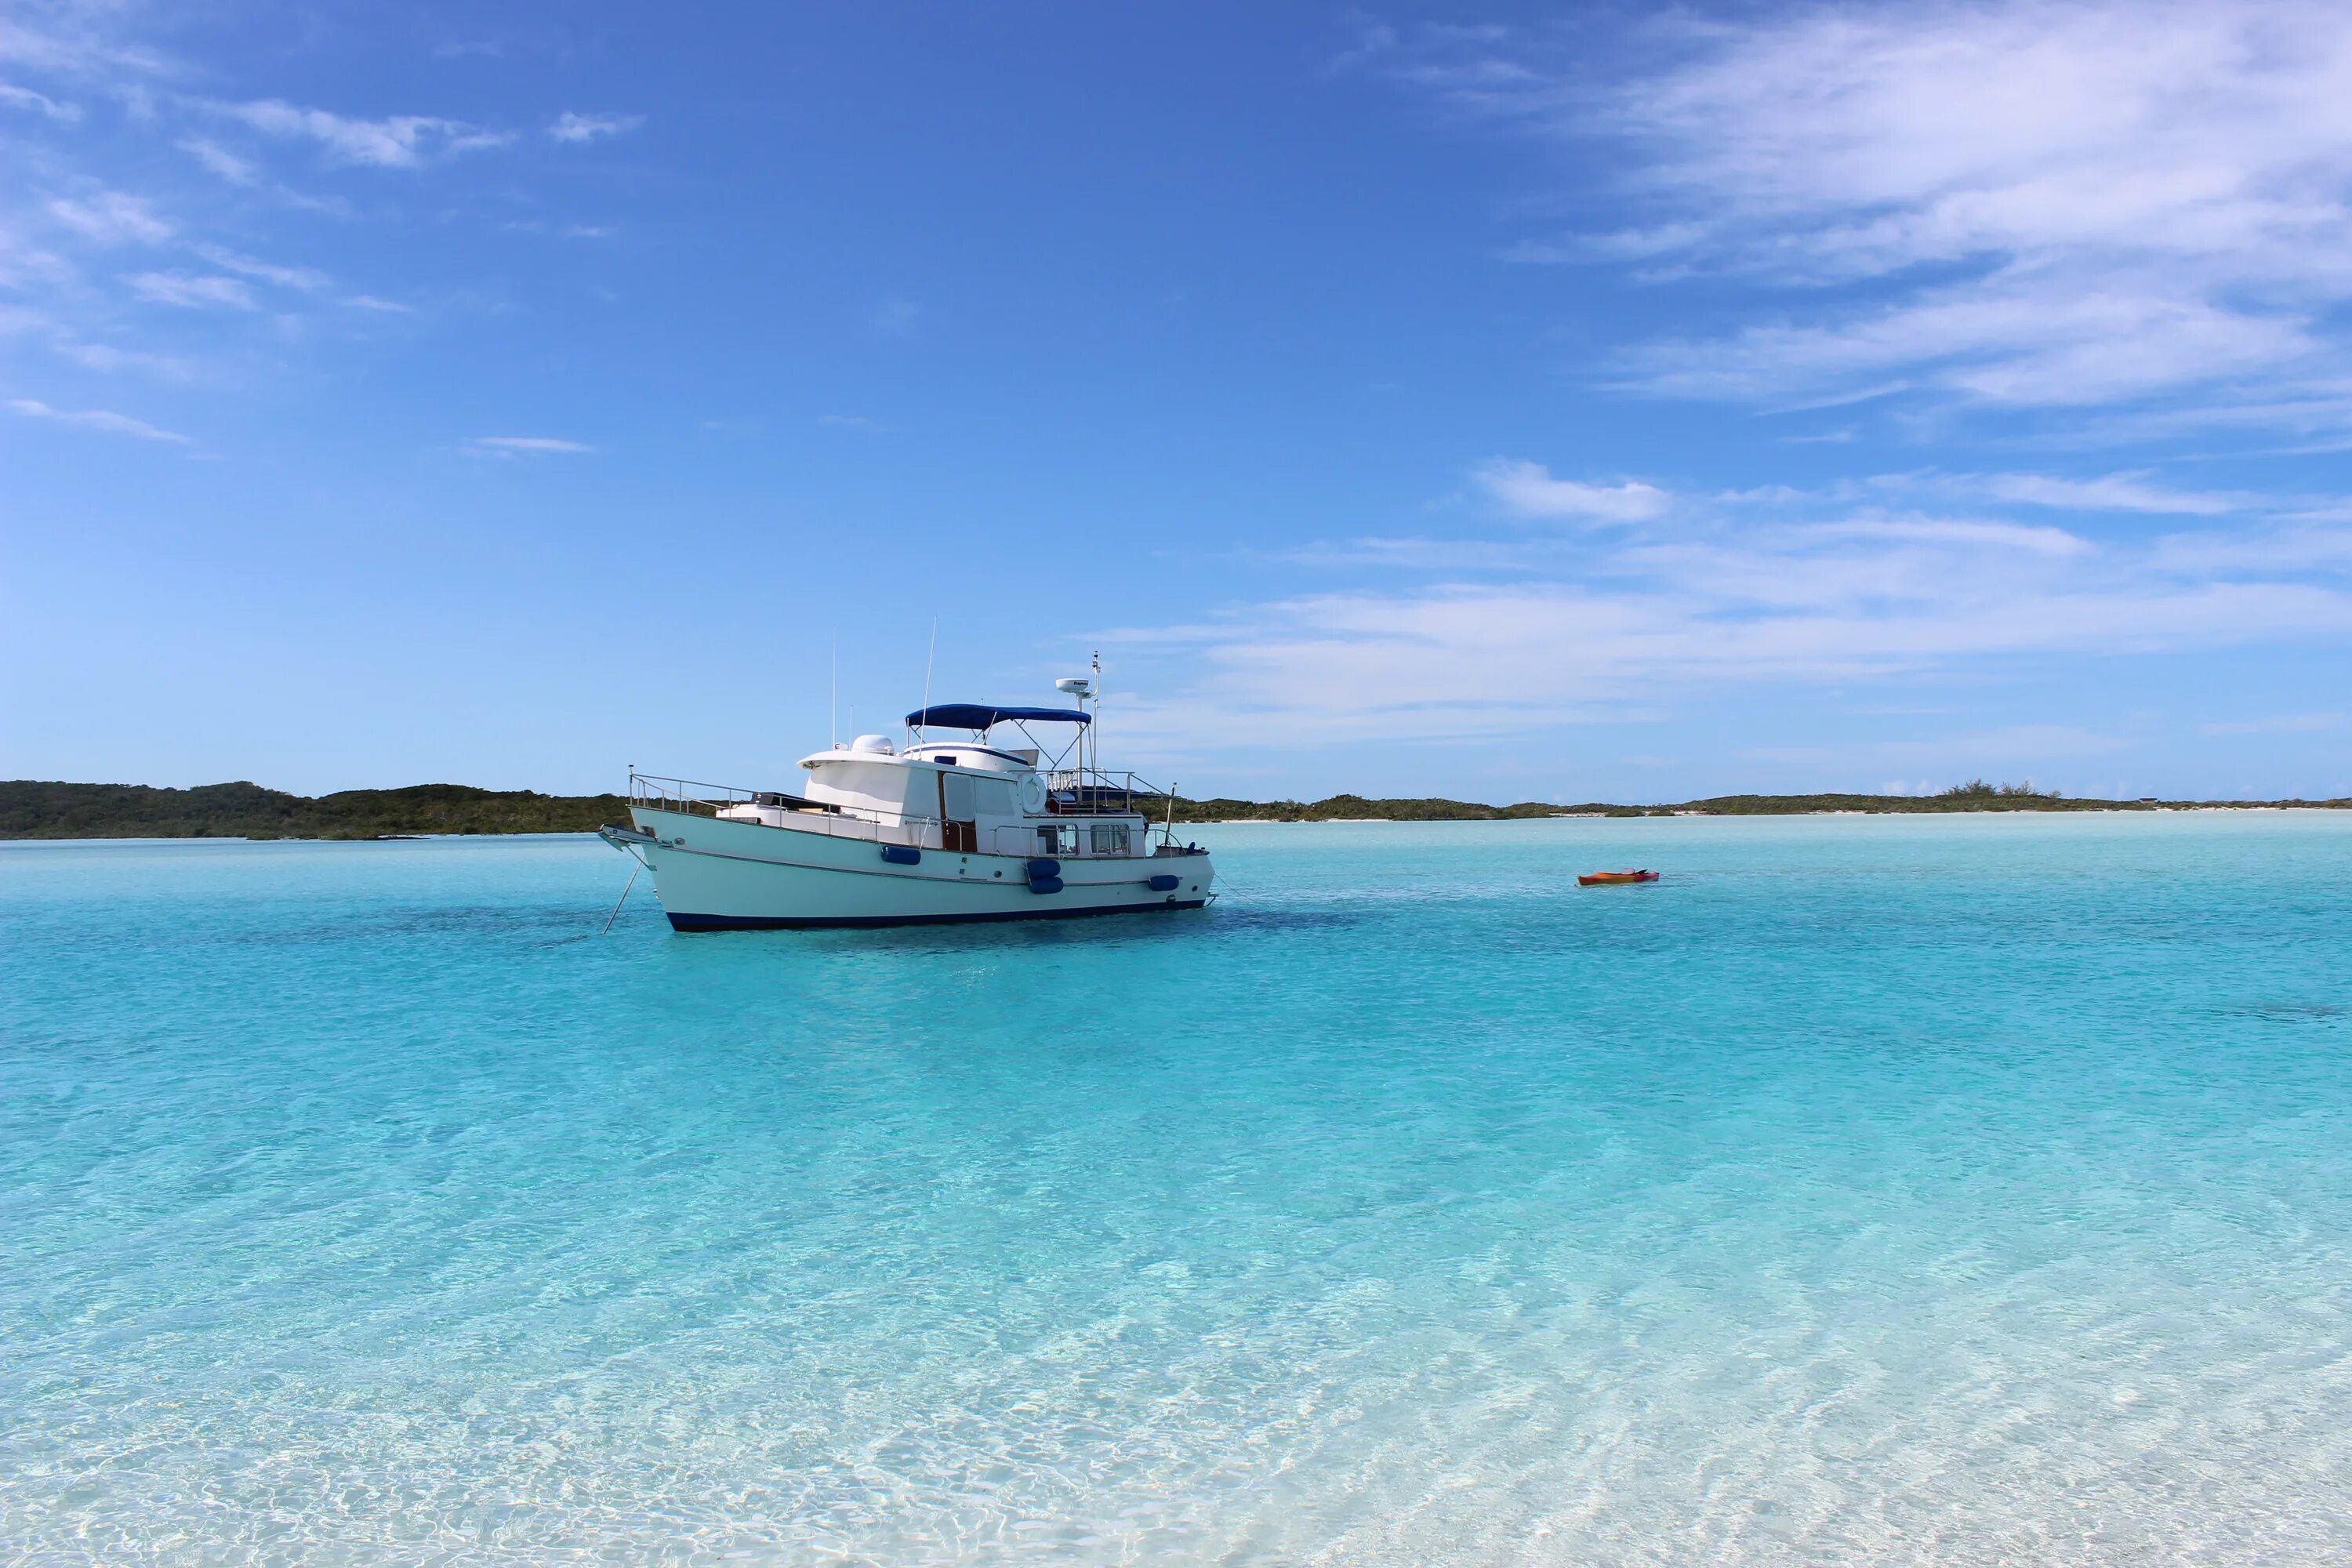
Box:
623, 806, 1213, 930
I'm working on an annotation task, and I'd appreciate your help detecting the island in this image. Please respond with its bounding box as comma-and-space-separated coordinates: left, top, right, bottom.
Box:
4, 778, 2345, 840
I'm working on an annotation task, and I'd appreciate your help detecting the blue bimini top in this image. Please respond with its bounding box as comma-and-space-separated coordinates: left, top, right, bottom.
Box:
905, 704, 1091, 730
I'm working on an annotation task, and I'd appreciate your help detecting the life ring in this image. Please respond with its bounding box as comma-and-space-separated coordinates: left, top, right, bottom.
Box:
1018, 772, 1049, 814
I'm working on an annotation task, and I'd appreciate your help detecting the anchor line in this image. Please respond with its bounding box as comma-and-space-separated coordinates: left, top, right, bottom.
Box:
601, 862, 641, 935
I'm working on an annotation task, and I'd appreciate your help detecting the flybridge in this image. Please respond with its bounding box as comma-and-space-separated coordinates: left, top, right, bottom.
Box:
903, 704, 1091, 730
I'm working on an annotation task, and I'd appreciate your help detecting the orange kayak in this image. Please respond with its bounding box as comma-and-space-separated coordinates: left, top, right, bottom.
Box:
1578, 869, 1660, 886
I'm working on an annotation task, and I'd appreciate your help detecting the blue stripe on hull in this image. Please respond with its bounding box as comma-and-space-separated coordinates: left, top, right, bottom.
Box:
666, 899, 1209, 932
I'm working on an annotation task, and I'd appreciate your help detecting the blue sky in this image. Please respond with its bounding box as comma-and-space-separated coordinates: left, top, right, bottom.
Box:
5, 2, 2350, 802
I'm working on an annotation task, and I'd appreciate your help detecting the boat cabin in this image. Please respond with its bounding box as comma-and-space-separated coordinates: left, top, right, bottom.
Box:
712, 702, 1171, 861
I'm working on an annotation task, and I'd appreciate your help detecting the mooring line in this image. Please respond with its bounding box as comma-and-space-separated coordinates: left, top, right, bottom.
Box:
601, 862, 641, 935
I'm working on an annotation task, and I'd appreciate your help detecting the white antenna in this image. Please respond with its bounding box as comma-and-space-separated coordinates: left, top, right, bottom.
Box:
830, 636, 839, 749
917, 619, 938, 742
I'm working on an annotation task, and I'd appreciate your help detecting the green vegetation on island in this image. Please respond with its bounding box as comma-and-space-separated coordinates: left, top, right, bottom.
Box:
5, 776, 2344, 840
1141, 779, 2347, 824
0, 781, 627, 840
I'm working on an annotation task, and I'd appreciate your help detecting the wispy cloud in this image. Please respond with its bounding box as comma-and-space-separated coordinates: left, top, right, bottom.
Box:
49, 191, 171, 245
8, 396, 190, 444
1, 80, 79, 120
1796, 517, 2091, 557
548, 111, 642, 143
1101, 465, 2352, 750
176, 136, 256, 184
209, 99, 508, 168
1373, 2, 2352, 427
1976, 471, 2239, 515
871, 298, 920, 336
191, 245, 327, 292
462, 435, 594, 455
1475, 458, 1669, 522
1718, 470, 2267, 519
53, 339, 199, 379
128, 270, 256, 310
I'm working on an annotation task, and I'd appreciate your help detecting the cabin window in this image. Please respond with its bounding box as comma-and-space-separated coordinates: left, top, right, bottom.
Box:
942, 772, 976, 821
1089, 823, 1131, 856
975, 778, 1016, 816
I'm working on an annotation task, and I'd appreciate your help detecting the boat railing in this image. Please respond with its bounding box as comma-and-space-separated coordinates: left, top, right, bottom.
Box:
1044, 769, 1171, 817
628, 772, 942, 847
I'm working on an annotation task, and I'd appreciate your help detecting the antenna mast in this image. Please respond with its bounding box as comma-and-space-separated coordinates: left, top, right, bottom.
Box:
917, 619, 938, 746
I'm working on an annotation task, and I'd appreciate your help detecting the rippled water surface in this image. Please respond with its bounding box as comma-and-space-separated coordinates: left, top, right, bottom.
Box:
5, 815, 2351, 1564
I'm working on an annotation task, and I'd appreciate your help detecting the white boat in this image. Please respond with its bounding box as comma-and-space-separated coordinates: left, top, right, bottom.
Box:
600, 681, 1213, 931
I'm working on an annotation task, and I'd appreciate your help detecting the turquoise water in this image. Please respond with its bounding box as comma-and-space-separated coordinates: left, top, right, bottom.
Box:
5, 815, 2350, 1565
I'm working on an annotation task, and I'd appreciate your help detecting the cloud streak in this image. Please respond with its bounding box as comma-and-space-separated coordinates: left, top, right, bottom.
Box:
462, 436, 595, 455
549, 111, 642, 143
49, 191, 171, 244
1, 80, 79, 120
128, 271, 256, 310
1476, 459, 1670, 522
208, 99, 508, 167
8, 396, 190, 444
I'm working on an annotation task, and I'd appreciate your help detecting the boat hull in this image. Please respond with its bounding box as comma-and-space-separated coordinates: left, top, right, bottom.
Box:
625, 806, 1214, 930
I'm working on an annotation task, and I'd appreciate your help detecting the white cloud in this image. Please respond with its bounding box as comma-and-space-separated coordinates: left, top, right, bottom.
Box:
1114, 573, 2350, 750
1380, 2, 2352, 420
191, 245, 327, 292
128, 270, 256, 310
1797, 517, 2091, 557
7, 396, 190, 444
0, 5, 173, 78
53, 339, 198, 378
1715, 470, 2271, 519
49, 191, 171, 244
1475, 459, 1670, 522
1100, 477, 2352, 750
462, 436, 594, 455
871, 298, 920, 336
548, 111, 643, 143
210, 99, 506, 168
1, 80, 78, 119
1978, 471, 2238, 514
177, 136, 256, 184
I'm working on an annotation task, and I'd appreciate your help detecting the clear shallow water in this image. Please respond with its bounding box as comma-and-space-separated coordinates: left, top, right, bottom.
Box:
4, 815, 2350, 1566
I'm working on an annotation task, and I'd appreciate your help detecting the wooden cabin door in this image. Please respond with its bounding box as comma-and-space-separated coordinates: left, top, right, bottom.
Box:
939, 772, 977, 853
